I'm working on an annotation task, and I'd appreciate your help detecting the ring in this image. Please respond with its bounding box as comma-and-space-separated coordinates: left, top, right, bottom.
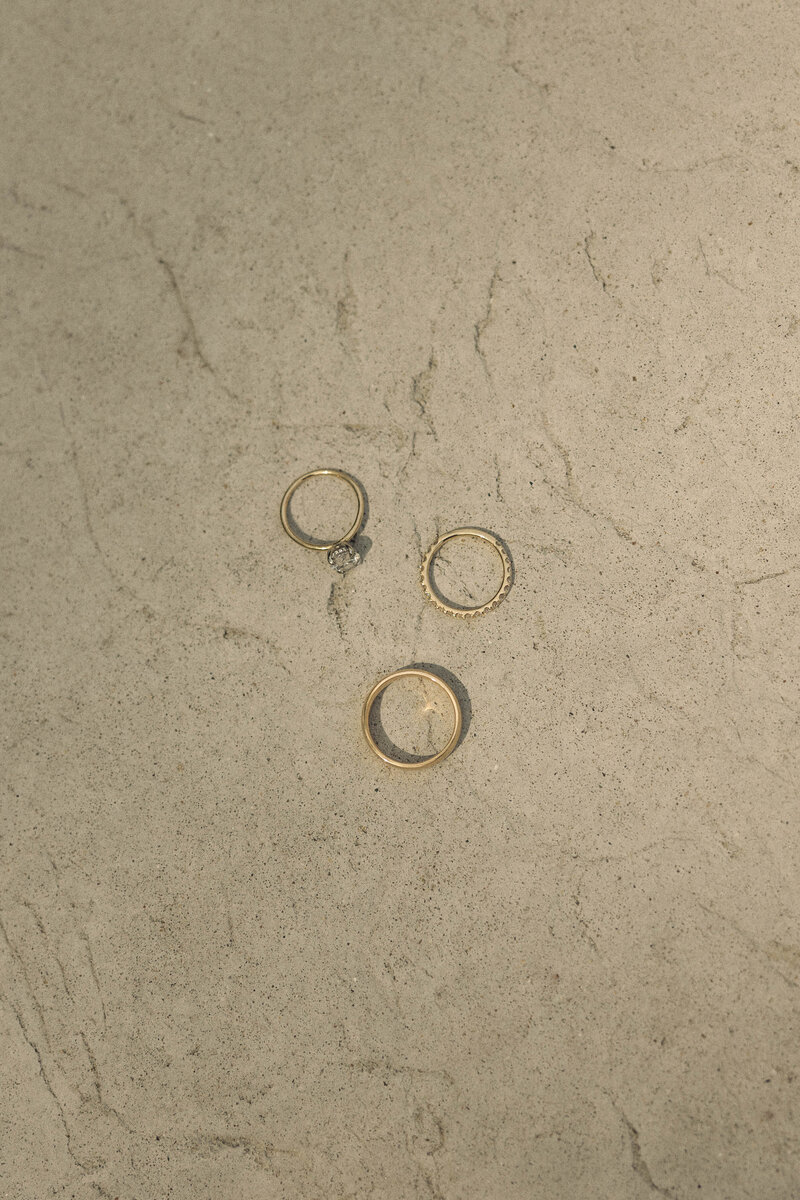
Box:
280, 468, 365, 572
420, 528, 512, 617
361, 668, 463, 769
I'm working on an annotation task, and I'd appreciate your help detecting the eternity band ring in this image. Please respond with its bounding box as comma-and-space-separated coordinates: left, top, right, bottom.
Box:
280, 468, 365, 572
420, 527, 512, 617
361, 668, 463, 769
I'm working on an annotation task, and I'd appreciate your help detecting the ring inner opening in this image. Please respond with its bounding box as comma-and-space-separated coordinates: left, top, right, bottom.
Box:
286, 474, 360, 546
369, 676, 456, 764
430, 536, 504, 610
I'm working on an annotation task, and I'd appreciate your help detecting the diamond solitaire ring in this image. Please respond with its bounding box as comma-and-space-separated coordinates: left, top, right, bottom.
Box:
280, 468, 365, 573
420, 527, 512, 617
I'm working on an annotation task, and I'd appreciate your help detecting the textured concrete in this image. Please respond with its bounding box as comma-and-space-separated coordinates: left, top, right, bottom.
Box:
2, 1, 800, 1196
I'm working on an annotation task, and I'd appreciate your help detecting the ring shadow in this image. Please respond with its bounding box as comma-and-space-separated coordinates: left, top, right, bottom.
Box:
348, 471, 372, 563
367, 663, 472, 765
424, 527, 514, 610
282, 470, 372, 563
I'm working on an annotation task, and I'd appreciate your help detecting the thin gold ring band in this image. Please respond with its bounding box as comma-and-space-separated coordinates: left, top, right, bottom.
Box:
280, 468, 365, 551
361, 668, 463, 769
420, 527, 512, 617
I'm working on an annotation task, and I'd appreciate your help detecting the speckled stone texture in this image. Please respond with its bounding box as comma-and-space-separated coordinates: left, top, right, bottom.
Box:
2, 1, 800, 1197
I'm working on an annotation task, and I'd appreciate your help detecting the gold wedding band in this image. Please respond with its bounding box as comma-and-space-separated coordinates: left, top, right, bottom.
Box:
362, 668, 463, 769
280, 469, 365, 571
420, 528, 512, 617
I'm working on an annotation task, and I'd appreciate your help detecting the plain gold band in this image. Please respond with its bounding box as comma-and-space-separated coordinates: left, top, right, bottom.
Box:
280, 468, 365, 551
361, 668, 463, 769
420, 527, 512, 617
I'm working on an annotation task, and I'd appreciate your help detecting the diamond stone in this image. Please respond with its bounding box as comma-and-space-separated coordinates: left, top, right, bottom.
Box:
327, 542, 361, 573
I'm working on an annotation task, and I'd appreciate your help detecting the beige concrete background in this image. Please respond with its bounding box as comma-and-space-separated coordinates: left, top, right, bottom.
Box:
2, 0, 800, 1196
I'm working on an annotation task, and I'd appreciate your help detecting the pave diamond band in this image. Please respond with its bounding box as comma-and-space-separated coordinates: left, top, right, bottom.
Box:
420, 527, 512, 617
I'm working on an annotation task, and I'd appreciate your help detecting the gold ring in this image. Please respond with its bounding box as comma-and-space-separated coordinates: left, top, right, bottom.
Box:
420, 528, 512, 617
280, 468, 365, 572
361, 668, 463, 769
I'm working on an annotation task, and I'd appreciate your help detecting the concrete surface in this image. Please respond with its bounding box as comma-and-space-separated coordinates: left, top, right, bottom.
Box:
2, 0, 800, 1196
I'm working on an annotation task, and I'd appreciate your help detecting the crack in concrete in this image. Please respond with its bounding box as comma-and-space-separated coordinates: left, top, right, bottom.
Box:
9, 182, 51, 211
540, 414, 636, 544
335, 283, 356, 335
79, 1030, 131, 1131
0, 237, 45, 260
20, 900, 73, 1001
156, 255, 214, 371
89, 1183, 116, 1199
639, 152, 744, 175
175, 109, 207, 124
695, 900, 798, 990
729, 569, 792, 662
493, 453, 503, 503
572, 895, 599, 954
411, 519, 423, 561
115, 196, 241, 404
583, 232, 607, 291
697, 237, 744, 294
0, 911, 54, 1054
411, 349, 438, 441
339, 1059, 456, 1087
327, 581, 346, 639
618, 1107, 675, 1198
335, 248, 359, 355
1, 950, 97, 1173
736, 569, 790, 586
398, 430, 419, 480
58, 402, 150, 605
81, 931, 107, 1032
474, 266, 500, 379
193, 1132, 297, 1167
